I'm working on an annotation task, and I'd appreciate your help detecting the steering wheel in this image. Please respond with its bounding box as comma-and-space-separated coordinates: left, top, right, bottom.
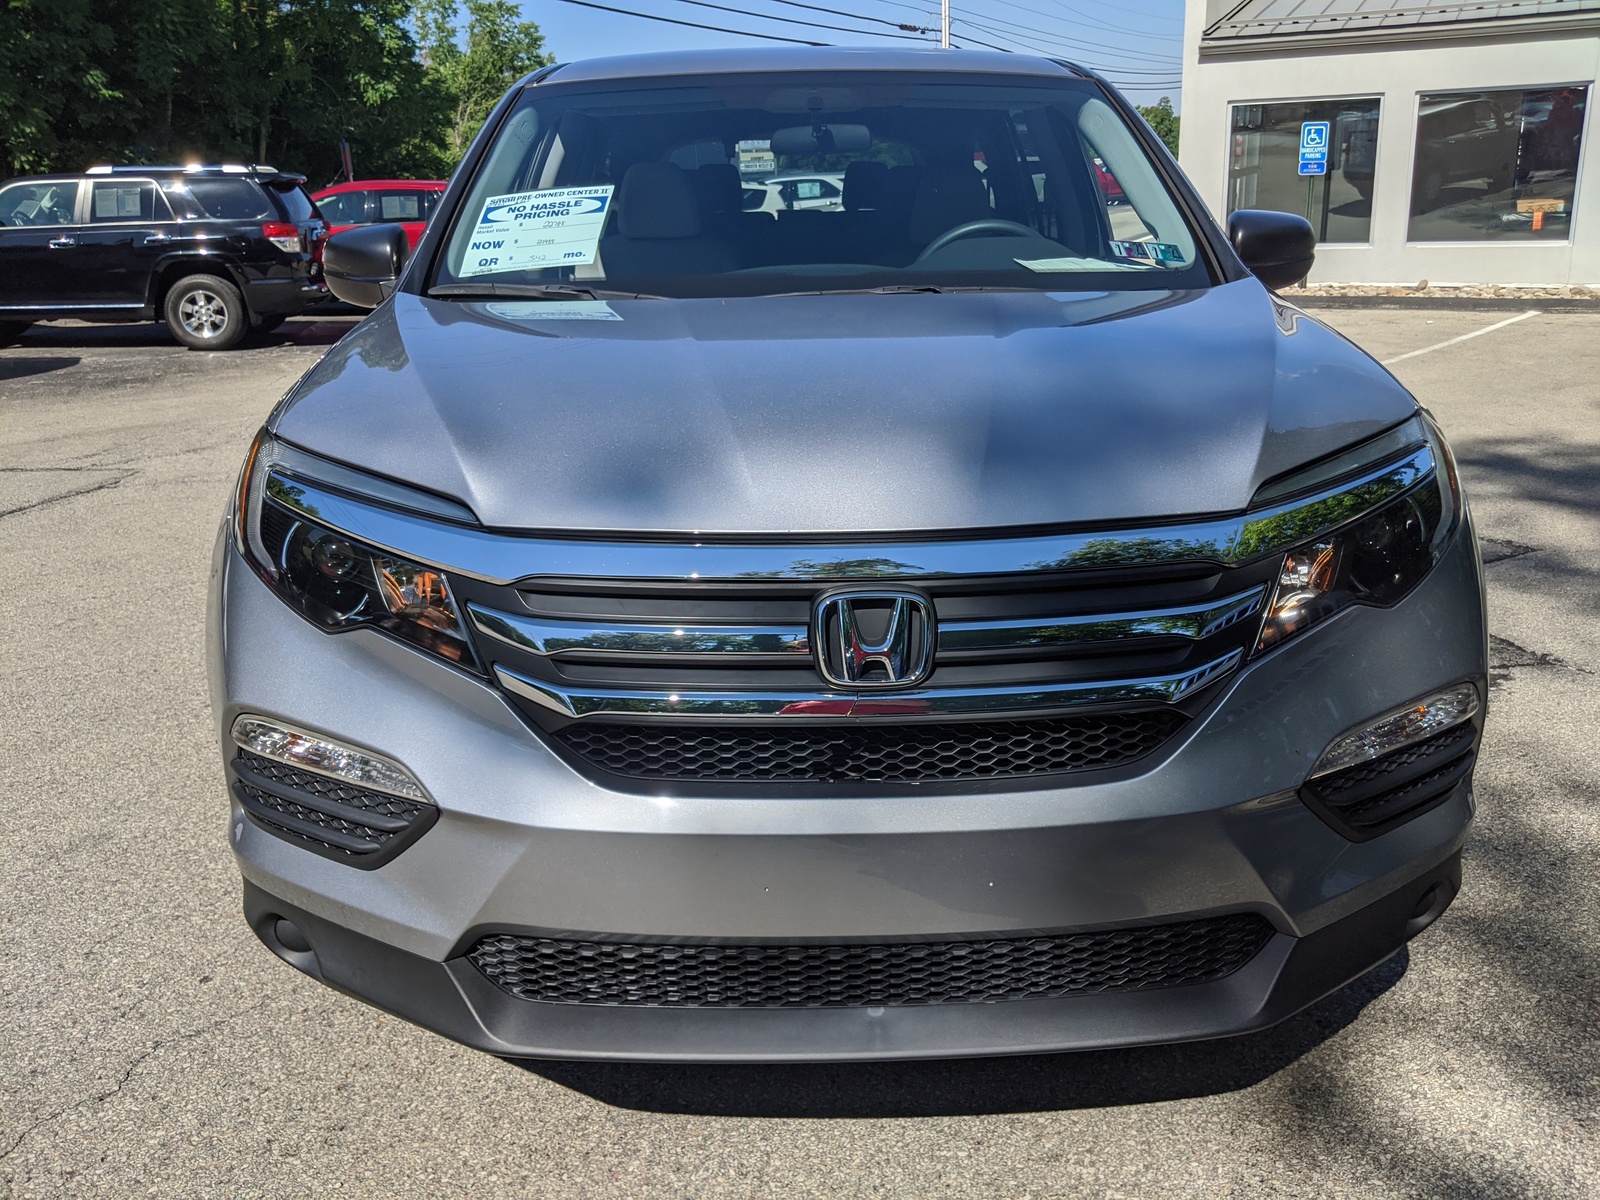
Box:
914, 219, 1039, 263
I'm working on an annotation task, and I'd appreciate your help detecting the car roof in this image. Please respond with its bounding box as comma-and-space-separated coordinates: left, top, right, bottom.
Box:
314, 180, 447, 194
538, 46, 1084, 87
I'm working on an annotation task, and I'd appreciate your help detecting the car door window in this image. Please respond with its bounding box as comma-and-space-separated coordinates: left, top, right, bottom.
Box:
315, 191, 367, 224
89, 181, 170, 223
272, 184, 317, 224
0, 181, 79, 227
181, 179, 276, 220
377, 192, 424, 221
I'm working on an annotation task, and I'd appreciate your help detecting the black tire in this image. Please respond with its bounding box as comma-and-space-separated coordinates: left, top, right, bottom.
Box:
0, 320, 31, 347
164, 273, 248, 350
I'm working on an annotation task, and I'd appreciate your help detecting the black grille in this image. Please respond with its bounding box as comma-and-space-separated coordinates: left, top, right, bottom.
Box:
556, 710, 1186, 783
232, 750, 436, 866
1301, 722, 1477, 840
467, 914, 1273, 1008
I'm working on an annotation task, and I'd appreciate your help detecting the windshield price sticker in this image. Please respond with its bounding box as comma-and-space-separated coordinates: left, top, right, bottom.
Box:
1108, 240, 1184, 266
460, 185, 614, 278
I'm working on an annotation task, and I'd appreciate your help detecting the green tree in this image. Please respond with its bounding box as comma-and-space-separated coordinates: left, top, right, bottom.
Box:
0, 1, 552, 182
416, 0, 551, 162
1136, 96, 1181, 155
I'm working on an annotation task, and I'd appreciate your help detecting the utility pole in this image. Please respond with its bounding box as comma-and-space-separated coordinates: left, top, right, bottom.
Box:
941, 0, 950, 47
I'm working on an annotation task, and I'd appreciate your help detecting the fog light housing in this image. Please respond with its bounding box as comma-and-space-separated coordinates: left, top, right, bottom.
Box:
230, 715, 431, 802
1311, 682, 1480, 778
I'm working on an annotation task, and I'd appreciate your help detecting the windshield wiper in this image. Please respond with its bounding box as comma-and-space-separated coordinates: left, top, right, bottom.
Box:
427, 283, 667, 301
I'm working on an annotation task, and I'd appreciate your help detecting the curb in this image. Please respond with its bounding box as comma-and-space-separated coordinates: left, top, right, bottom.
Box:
1288, 294, 1600, 313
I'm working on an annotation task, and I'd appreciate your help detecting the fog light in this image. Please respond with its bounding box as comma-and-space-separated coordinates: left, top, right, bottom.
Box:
230, 715, 430, 802
1310, 683, 1480, 779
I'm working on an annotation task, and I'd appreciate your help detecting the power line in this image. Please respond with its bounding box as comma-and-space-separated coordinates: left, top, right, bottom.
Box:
854, 0, 940, 14
663, 0, 935, 39
949, 32, 1013, 52
951, 20, 1181, 87
752, 0, 936, 33
961, 9, 1180, 58
989, 0, 1182, 39
953, 17, 1180, 70
952, 14, 1181, 65
554, 0, 828, 43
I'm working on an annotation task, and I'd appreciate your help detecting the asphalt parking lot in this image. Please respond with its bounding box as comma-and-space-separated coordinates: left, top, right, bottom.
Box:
2, 305, 1596, 1199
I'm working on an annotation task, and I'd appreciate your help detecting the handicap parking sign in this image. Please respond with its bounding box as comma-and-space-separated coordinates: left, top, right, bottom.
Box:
1298, 121, 1331, 175
1300, 122, 1329, 152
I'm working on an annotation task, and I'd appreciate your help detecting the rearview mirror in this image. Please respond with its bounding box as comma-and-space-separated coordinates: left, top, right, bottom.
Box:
324, 223, 410, 309
1227, 209, 1315, 291
770, 124, 871, 155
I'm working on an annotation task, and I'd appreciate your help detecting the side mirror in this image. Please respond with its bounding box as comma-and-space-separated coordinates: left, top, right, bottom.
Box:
324, 223, 409, 309
1228, 209, 1316, 291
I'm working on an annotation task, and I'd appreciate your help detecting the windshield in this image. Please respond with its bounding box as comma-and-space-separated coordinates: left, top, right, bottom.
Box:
432, 72, 1208, 298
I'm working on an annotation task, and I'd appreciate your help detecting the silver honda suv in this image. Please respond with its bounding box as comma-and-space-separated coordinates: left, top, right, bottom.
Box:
208, 47, 1487, 1061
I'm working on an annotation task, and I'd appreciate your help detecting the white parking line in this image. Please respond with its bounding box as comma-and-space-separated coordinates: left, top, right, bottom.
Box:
1381, 310, 1542, 365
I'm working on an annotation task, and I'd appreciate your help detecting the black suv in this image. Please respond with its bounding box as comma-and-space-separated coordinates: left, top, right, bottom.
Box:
0, 164, 328, 350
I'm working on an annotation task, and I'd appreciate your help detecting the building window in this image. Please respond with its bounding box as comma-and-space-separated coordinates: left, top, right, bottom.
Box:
1229, 99, 1381, 244
1407, 87, 1588, 242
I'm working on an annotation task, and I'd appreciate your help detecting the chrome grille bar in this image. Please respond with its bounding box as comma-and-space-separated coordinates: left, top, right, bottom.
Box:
494, 649, 1243, 720
262, 444, 1435, 585
936, 586, 1266, 653
470, 605, 811, 658
468, 586, 1265, 661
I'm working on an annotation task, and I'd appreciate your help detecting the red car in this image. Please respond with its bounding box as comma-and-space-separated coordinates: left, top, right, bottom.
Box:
311, 179, 446, 250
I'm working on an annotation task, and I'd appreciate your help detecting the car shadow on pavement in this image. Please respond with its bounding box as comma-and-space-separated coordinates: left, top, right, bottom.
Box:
514, 951, 1407, 1117
0, 355, 81, 381
13, 323, 178, 349
12, 316, 359, 351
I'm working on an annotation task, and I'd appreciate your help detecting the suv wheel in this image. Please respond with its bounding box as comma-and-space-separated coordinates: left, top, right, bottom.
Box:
0, 320, 32, 347
165, 274, 247, 350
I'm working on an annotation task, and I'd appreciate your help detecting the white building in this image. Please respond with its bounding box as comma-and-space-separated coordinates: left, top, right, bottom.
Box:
1179, 0, 1600, 285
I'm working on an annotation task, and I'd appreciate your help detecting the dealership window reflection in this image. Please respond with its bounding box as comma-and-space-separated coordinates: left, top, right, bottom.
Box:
1408, 87, 1588, 242
1229, 99, 1381, 244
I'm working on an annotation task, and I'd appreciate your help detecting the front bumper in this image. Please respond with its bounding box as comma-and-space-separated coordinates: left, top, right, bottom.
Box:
244, 850, 1460, 1061
209, 513, 1486, 1060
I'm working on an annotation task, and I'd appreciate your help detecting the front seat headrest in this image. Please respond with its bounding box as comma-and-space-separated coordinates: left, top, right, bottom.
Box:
908, 167, 992, 245
843, 160, 888, 211
617, 162, 702, 239
693, 163, 742, 216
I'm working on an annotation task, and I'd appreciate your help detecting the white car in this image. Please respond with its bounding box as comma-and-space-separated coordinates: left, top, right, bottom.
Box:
764, 173, 847, 211
739, 180, 785, 216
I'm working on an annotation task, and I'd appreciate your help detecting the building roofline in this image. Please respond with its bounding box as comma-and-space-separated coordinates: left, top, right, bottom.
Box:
1200, 10, 1600, 56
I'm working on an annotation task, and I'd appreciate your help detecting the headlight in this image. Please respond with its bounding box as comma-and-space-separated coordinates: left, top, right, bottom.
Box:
232, 431, 478, 667
1253, 414, 1460, 655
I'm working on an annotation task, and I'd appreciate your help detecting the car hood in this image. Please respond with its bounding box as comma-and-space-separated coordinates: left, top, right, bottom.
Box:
273, 281, 1417, 536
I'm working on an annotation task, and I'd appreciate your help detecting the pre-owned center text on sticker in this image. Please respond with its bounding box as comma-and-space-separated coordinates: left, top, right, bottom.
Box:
461, 185, 615, 278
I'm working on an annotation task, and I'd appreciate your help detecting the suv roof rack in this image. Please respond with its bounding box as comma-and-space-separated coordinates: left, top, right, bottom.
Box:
85, 163, 280, 175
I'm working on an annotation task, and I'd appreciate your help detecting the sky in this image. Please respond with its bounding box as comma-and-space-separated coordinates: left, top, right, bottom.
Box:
521, 0, 1187, 107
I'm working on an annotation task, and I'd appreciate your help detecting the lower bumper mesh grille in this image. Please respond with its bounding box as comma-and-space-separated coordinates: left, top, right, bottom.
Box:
556, 710, 1186, 783
467, 914, 1273, 1008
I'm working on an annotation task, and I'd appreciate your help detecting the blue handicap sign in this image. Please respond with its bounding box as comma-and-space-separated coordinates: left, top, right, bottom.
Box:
1298, 121, 1332, 176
